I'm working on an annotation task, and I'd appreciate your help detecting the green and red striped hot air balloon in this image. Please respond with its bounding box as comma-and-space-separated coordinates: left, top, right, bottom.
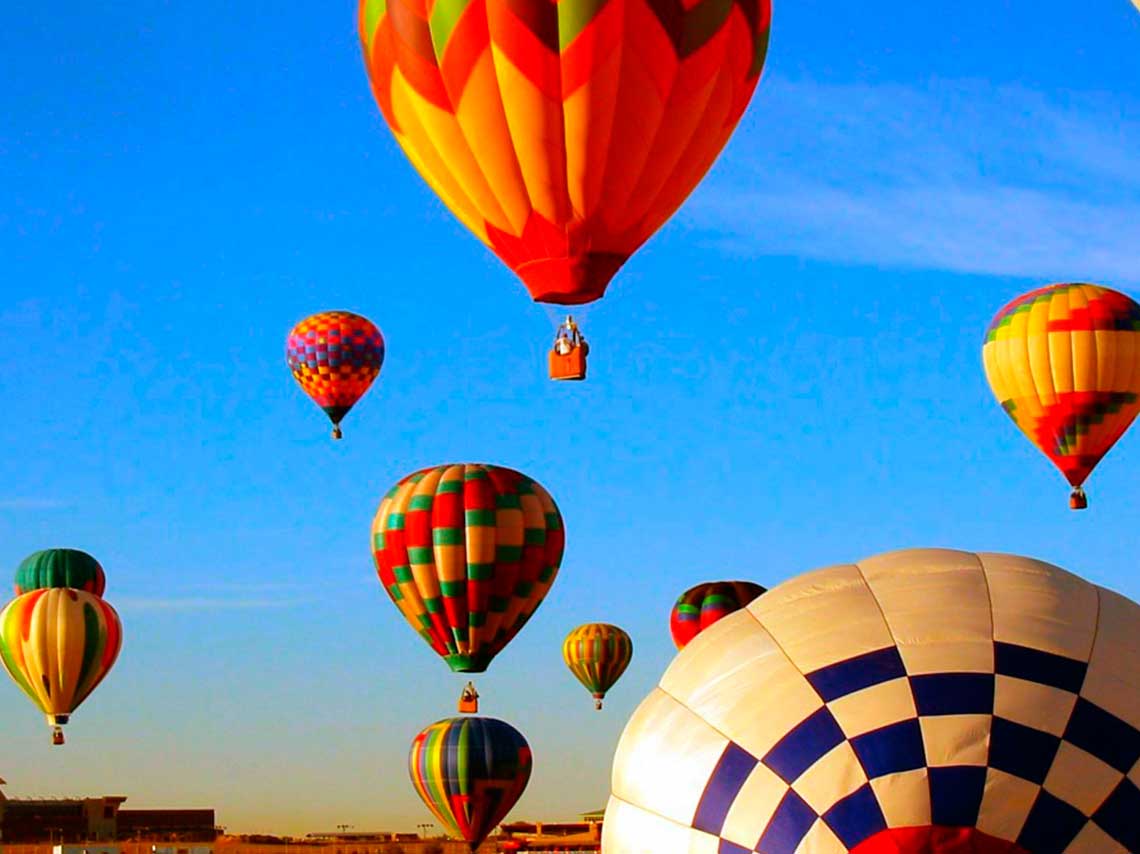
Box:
372, 463, 564, 674
669, 580, 765, 649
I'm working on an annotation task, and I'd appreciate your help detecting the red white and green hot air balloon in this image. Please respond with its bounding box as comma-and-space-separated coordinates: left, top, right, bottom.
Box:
372, 463, 564, 674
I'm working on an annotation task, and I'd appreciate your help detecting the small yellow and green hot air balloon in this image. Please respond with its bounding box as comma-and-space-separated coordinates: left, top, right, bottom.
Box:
563, 622, 632, 710
983, 282, 1140, 509
0, 588, 123, 745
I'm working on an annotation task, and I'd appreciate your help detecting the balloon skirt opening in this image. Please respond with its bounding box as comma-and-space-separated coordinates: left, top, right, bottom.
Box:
516, 254, 627, 305
850, 827, 1030, 853
446, 653, 490, 673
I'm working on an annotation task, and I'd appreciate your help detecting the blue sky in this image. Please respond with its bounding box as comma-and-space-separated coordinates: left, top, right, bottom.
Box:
2, 0, 1140, 836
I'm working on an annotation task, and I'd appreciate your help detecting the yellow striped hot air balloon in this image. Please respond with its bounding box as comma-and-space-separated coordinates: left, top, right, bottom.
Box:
0, 588, 123, 745
563, 622, 632, 710
982, 282, 1140, 509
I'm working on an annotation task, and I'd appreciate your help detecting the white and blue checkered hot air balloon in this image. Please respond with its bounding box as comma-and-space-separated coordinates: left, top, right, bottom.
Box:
603, 548, 1139, 854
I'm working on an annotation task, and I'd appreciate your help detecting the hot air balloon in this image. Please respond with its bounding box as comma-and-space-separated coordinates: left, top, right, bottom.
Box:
286, 310, 385, 439
983, 283, 1140, 509
603, 548, 1140, 854
410, 716, 532, 850
563, 622, 633, 710
0, 588, 123, 745
14, 548, 106, 597
670, 580, 765, 649
357, 0, 773, 377
372, 464, 564, 674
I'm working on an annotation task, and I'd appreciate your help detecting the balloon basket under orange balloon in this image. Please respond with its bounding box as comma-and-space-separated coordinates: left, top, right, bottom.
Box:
549, 348, 586, 381
51, 726, 64, 746
1070, 487, 1088, 510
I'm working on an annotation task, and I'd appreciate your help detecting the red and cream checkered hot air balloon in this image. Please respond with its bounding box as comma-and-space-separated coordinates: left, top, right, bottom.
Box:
358, 0, 772, 376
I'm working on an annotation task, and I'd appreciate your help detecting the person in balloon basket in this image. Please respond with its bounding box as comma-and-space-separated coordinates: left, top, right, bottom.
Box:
550, 315, 589, 380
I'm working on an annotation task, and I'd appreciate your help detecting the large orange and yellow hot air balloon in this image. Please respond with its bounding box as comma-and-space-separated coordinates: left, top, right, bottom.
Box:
0, 588, 123, 745
358, 0, 772, 373
982, 283, 1140, 509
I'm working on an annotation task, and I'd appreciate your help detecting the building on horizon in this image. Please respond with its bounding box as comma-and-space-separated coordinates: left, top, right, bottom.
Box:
0, 779, 216, 843
498, 810, 603, 852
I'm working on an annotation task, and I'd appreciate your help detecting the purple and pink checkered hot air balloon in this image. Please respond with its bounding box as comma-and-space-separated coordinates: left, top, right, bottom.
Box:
286, 310, 385, 440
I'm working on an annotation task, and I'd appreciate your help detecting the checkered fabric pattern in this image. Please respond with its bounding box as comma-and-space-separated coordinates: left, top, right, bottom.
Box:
372, 464, 564, 674
604, 549, 1140, 854
286, 310, 384, 424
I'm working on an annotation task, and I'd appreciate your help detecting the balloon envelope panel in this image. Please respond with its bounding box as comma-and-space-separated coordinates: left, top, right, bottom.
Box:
604, 548, 1140, 854
358, 0, 772, 305
372, 463, 564, 673
15, 548, 106, 597
982, 283, 1140, 489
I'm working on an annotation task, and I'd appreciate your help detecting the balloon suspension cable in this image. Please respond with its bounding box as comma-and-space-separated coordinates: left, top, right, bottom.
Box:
332, 424, 343, 441
1069, 486, 1088, 511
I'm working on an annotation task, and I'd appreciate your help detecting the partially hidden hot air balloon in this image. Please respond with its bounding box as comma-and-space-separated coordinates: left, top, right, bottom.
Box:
372, 464, 564, 677
983, 283, 1140, 509
670, 580, 765, 649
563, 622, 633, 710
286, 310, 385, 439
358, 0, 773, 378
410, 716, 532, 850
0, 588, 122, 745
14, 548, 106, 597
603, 548, 1140, 854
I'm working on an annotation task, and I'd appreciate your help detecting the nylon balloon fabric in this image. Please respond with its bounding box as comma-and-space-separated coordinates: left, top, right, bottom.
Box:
286, 310, 385, 432
563, 622, 633, 708
0, 588, 123, 726
357, 0, 772, 305
14, 548, 106, 597
372, 463, 564, 673
603, 548, 1140, 854
409, 716, 533, 849
670, 580, 765, 649
982, 283, 1140, 502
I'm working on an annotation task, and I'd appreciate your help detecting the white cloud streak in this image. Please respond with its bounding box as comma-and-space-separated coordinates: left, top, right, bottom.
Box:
681, 77, 1140, 285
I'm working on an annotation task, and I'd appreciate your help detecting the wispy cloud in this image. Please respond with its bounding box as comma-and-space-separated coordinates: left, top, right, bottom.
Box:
113, 595, 305, 613
682, 78, 1140, 285
0, 498, 70, 511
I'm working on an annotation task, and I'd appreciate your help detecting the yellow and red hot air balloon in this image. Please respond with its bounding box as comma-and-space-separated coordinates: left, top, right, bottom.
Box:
286, 310, 385, 439
0, 588, 123, 745
358, 0, 772, 377
983, 283, 1140, 509
563, 622, 633, 710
